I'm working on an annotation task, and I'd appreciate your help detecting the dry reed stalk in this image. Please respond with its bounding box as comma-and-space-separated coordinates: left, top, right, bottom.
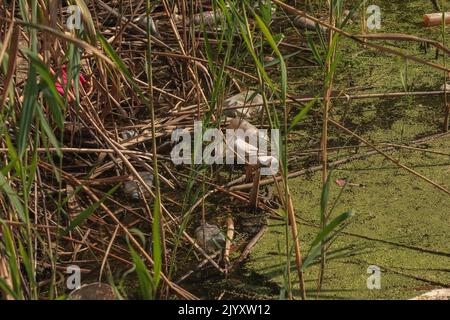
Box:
38, 161, 197, 299
224, 215, 235, 268
317, 1, 337, 293
0, 252, 13, 300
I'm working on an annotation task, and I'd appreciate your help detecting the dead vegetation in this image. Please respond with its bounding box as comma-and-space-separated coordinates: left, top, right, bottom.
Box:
0, 0, 449, 300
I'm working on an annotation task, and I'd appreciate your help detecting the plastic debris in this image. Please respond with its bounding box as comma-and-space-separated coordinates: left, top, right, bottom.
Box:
225, 118, 273, 167
258, 155, 279, 175
424, 12, 450, 27
228, 117, 259, 132
55, 66, 86, 101
195, 223, 226, 253
232, 137, 259, 160
223, 90, 264, 118
228, 118, 268, 145
440, 83, 450, 91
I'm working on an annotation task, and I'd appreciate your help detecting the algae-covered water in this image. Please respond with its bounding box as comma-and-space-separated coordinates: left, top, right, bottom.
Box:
180, 0, 450, 300
247, 137, 449, 299
240, 0, 450, 300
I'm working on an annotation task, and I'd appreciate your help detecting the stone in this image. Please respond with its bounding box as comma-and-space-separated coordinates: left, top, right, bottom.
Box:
68, 283, 115, 300
293, 16, 326, 32
195, 223, 226, 253
121, 130, 138, 141
191, 11, 224, 27
123, 171, 153, 201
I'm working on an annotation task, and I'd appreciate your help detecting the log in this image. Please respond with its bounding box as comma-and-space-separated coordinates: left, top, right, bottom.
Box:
424, 13, 450, 27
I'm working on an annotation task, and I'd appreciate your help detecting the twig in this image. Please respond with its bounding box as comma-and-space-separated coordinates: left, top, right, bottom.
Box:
229, 226, 267, 272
